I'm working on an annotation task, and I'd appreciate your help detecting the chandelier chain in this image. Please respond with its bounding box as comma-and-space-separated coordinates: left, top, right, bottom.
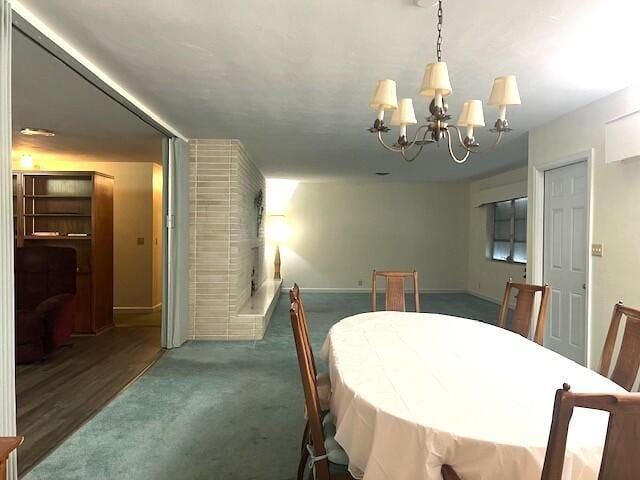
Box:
436, 0, 443, 62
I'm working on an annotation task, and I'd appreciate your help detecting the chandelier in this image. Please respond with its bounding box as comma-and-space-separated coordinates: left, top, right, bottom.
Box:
368, 0, 521, 163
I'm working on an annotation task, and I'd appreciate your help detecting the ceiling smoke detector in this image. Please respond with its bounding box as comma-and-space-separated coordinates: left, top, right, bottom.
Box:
20, 127, 56, 137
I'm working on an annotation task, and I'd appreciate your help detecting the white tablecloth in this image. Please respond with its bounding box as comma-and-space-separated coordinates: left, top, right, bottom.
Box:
320, 312, 624, 480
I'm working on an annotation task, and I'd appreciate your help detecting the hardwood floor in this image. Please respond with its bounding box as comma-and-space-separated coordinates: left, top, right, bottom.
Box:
16, 325, 162, 475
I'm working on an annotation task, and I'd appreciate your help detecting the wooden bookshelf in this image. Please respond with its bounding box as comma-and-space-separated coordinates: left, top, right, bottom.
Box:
13, 171, 114, 334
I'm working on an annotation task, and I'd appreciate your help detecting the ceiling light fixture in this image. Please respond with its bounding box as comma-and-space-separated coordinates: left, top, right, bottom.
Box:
368, 0, 521, 164
20, 127, 55, 137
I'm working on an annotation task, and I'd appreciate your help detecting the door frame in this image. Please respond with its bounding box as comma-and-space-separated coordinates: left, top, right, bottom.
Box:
528, 150, 594, 366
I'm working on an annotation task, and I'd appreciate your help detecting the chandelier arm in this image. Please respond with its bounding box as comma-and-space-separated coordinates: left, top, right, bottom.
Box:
405, 124, 431, 148
449, 125, 505, 154
445, 129, 471, 164
378, 124, 431, 153
401, 144, 425, 163
377, 131, 404, 153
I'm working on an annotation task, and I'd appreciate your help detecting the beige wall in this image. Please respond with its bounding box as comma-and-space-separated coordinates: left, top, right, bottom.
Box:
279, 182, 469, 291
12, 157, 163, 311
152, 163, 163, 307
467, 167, 528, 303
528, 84, 640, 368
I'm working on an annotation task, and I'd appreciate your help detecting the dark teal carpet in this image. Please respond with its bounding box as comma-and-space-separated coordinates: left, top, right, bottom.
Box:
23, 293, 499, 480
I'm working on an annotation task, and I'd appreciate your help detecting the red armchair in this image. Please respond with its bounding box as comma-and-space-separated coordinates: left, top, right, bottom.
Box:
15, 246, 77, 364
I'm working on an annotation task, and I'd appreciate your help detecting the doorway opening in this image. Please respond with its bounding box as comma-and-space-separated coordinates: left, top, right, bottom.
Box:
12, 27, 166, 474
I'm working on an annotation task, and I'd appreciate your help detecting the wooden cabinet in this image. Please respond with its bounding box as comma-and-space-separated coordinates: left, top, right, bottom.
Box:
13, 171, 114, 334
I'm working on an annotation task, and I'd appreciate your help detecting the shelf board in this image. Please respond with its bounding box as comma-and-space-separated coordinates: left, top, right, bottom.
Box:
24, 213, 91, 217
24, 195, 92, 199
23, 235, 92, 241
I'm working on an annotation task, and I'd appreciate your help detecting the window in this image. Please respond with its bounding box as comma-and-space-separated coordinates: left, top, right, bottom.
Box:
489, 197, 527, 263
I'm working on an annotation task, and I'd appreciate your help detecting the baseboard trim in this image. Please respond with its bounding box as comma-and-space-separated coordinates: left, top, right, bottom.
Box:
113, 303, 162, 314
467, 290, 517, 308
280, 287, 467, 294
277, 286, 511, 307
467, 290, 502, 305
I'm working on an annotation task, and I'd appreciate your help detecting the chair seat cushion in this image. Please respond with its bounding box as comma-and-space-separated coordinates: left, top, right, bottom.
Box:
304, 373, 332, 420
317, 372, 331, 411
323, 413, 349, 470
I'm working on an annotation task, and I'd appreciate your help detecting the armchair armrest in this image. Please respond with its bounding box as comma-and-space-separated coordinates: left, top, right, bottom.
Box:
36, 293, 75, 352
34, 293, 74, 317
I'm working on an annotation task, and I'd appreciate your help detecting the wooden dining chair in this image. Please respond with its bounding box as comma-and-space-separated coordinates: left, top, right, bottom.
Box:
290, 302, 353, 480
0, 437, 23, 480
290, 284, 331, 408
498, 278, 550, 345
441, 465, 462, 480
599, 302, 640, 391
371, 270, 420, 313
541, 383, 640, 480
290, 284, 333, 480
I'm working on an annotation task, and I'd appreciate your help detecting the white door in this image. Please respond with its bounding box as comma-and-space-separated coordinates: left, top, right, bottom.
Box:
543, 161, 588, 365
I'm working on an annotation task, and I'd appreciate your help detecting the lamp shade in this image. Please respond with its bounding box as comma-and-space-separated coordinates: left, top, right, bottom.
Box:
457, 100, 485, 127
268, 215, 288, 243
370, 79, 398, 110
390, 99, 418, 126
488, 75, 521, 106
419, 62, 453, 97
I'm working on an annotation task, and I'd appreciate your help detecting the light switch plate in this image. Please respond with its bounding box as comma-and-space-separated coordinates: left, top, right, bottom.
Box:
591, 243, 603, 257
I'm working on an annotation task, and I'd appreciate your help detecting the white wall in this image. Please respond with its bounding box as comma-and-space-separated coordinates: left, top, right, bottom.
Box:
467, 167, 528, 303
152, 163, 163, 308
279, 182, 469, 291
528, 84, 640, 368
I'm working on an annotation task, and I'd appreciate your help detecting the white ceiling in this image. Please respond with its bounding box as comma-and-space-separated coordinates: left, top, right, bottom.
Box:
12, 29, 163, 164
16, 0, 640, 181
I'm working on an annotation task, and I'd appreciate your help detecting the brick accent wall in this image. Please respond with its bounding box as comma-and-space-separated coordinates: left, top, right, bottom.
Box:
189, 139, 266, 340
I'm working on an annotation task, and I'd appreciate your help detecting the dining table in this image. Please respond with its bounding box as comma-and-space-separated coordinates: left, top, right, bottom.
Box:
320, 311, 624, 480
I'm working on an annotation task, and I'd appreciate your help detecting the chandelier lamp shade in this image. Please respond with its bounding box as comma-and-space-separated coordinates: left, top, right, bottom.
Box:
391, 99, 418, 139
368, 0, 521, 164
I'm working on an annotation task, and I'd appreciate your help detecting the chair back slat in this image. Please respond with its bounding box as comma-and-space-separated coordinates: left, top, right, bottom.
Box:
511, 289, 535, 337
372, 270, 420, 313
600, 302, 640, 391
599, 412, 640, 479
385, 276, 406, 311
498, 278, 550, 345
542, 384, 640, 480
290, 302, 331, 480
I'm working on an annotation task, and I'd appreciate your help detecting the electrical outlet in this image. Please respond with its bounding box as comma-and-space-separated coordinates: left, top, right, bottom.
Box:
357, 279, 363, 287
137, 237, 145, 245
591, 243, 603, 257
